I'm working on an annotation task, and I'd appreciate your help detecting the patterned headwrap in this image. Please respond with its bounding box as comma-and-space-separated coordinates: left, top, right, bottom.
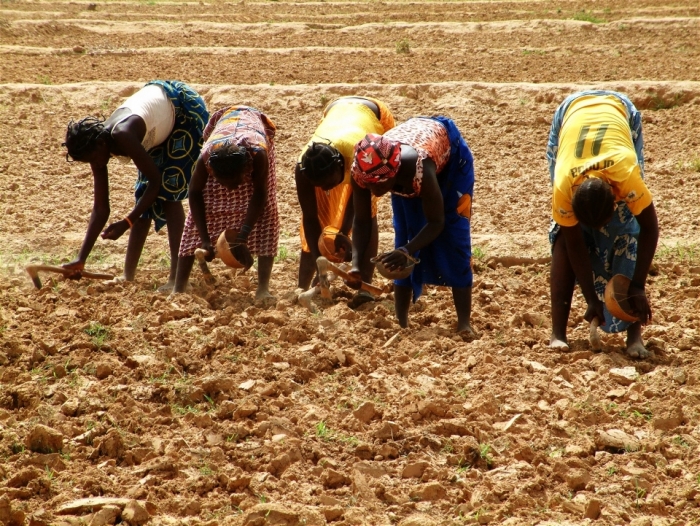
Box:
351, 133, 401, 188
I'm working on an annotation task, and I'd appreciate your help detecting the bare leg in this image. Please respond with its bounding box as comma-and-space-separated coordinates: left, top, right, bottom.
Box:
256, 256, 275, 300
453, 286, 473, 334
123, 216, 151, 281
395, 284, 412, 328
158, 201, 185, 292
298, 250, 316, 290
626, 322, 649, 358
173, 255, 195, 294
550, 233, 576, 350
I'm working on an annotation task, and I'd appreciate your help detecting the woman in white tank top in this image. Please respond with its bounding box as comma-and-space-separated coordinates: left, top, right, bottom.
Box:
61, 80, 208, 291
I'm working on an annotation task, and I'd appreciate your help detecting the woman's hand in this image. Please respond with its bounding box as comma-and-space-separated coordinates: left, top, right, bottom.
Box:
344, 268, 363, 290
627, 282, 652, 325
378, 249, 410, 271
584, 299, 606, 326
201, 240, 216, 262
101, 219, 130, 240
232, 243, 254, 271
62, 259, 85, 279
334, 233, 352, 262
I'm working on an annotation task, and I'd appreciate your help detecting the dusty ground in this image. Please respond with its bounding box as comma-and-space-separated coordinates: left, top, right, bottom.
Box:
1, 0, 700, 525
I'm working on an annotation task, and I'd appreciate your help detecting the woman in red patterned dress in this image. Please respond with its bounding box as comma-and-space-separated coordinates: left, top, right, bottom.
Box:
173, 106, 279, 300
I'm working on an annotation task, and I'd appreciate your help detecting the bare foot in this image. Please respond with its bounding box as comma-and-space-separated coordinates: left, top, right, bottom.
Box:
298, 286, 319, 313
626, 341, 650, 359
549, 335, 570, 351
157, 280, 175, 294
589, 321, 602, 351
457, 324, 476, 338
105, 275, 128, 286
255, 289, 277, 305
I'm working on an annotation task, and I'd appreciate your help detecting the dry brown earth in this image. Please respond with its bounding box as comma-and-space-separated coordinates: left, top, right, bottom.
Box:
1, 1, 700, 525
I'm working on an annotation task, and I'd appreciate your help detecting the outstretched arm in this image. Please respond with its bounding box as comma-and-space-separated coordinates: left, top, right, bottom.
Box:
560, 224, 605, 323
628, 203, 659, 324
379, 159, 444, 271
239, 150, 270, 239
188, 158, 213, 259
63, 163, 111, 272
350, 179, 374, 278
102, 117, 162, 240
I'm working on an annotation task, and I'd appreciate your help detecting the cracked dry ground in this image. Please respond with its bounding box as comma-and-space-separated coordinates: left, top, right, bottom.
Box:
1, 0, 700, 525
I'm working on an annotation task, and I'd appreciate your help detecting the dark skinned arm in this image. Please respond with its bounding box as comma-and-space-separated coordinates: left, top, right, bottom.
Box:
340, 193, 354, 236
295, 164, 323, 262
380, 159, 445, 270
101, 116, 163, 240
63, 163, 111, 272
231, 151, 269, 270
188, 158, 214, 261
349, 179, 374, 286
628, 203, 659, 324
239, 150, 269, 239
560, 224, 606, 324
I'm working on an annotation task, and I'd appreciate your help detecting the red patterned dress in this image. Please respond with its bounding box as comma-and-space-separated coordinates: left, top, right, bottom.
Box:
178, 106, 279, 257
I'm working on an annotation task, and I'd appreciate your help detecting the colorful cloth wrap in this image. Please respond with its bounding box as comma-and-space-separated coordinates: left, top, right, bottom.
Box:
392, 116, 474, 301
134, 80, 209, 231
547, 90, 645, 334
352, 133, 402, 185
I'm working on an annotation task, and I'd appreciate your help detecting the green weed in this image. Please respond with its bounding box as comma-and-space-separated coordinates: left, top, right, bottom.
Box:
607, 466, 617, 476
472, 246, 486, 260
84, 321, 110, 348
275, 245, 291, 263
573, 10, 605, 23
37, 75, 52, 85
395, 39, 410, 54
479, 443, 493, 467
199, 464, 213, 476
315, 421, 332, 440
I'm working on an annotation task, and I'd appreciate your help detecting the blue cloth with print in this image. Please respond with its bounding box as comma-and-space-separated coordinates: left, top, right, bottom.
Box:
134, 80, 209, 231
392, 116, 474, 301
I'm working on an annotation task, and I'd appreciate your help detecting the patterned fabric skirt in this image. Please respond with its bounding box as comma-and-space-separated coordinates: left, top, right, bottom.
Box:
178, 142, 280, 258
134, 80, 209, 231
549, 203, 640, 334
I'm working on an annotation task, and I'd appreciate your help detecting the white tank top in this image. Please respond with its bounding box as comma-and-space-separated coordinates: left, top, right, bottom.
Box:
113, 84, 175, 151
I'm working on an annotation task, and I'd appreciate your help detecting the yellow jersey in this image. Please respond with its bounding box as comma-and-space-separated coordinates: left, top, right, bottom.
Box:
552, 95, 652, 227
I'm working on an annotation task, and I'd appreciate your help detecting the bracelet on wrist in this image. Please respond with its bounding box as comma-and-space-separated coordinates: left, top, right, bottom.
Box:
239, 224, 252, 236
124, 216, 133, 228
397, 246, 410, 256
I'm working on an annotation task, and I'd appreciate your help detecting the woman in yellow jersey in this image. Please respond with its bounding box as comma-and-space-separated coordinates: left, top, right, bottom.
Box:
295, 96, 395, 294
546, 90, 658, 358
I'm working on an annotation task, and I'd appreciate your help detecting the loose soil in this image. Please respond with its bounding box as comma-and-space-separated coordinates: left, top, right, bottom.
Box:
1, 1, 700, 525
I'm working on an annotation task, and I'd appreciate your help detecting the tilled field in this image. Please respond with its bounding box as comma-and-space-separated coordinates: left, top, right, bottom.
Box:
1, 1, 700, 525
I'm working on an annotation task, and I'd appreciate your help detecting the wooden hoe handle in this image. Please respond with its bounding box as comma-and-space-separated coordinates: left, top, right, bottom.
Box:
25, 265, 114, 290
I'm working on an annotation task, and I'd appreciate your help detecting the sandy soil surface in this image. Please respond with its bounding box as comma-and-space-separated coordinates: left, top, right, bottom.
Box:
1, 1, 700, 525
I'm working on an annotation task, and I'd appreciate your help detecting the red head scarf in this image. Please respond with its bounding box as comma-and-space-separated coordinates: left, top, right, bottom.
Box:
351, 133, 401, 188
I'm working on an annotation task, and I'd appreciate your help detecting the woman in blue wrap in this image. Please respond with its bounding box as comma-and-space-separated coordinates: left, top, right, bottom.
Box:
349, 116, 475, 333
61, 80, 208, 291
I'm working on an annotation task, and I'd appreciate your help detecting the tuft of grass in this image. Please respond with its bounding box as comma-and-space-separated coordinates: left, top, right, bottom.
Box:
573, 10, 605, 23
688, 157, 700, 172
320, 94, 329, 107
472, 246, 486, 261
199, 464, 213, 476
395, 39, 410, 54
274, 245, 290, 263
647, 91, 684, 111
607, 466, 617, 476
84, 321, 110, 348
315, 421, 332, 440
37, 75, 52, 85
479, 443, 493, 467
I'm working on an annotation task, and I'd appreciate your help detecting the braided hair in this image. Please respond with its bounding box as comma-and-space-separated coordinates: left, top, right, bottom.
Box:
572, 176, 616, 229
207, 141, 249, 179
299, 141, 344, 186
63, 116, 108, 161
